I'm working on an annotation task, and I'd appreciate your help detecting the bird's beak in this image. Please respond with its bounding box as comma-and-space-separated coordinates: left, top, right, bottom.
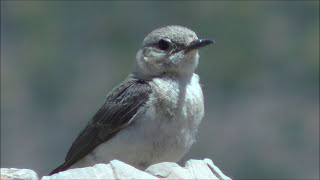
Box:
185, 39, 215, 52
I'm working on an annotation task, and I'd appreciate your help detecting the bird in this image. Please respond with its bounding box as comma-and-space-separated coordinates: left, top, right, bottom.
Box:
49, 25, 214, 175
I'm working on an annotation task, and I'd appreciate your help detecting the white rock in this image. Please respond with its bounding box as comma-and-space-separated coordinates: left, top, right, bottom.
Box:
146, 159, 232, 180
1, 168, 38, 180
204, 158, 232, 180
41, 163, 114, 180
109, 160, 158, 179
145, 162, 182, 178
1, 158, 232, 180
185, 159, 219, 179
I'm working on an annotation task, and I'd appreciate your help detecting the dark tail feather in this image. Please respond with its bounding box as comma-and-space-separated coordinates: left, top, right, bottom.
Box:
49, 163, 69, 175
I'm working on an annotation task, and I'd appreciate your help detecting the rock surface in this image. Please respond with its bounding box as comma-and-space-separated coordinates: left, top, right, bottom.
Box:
1, 168, 38, 180
1, 158, 231, 180
145, 158, 231, 179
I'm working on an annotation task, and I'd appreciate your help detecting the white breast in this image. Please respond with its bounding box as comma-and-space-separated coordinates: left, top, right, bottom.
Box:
145, 73, 204, 160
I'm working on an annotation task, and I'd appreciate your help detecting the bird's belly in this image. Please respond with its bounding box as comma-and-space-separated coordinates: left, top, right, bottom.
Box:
71, 74, 204, 170
73, 115, 196, 170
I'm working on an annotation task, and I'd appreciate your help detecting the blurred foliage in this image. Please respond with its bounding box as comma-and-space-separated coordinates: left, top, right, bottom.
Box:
1, 1, 319, 179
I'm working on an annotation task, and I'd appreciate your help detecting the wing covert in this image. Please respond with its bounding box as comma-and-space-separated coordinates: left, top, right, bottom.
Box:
50, 75, 152, 175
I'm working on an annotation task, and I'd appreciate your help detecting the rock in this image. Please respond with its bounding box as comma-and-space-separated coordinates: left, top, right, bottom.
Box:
1, 158, 231, 180
41, 163, 114, 180
109, 160, 158, 180
185, 159, 221, 179
146, 159, 232, 179
145, 162, 182, 178
1, 168, 39, 180
204, 158, 232, 180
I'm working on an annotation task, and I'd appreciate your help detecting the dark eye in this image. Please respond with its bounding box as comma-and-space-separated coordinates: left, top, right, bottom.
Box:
158, 39, 170, 50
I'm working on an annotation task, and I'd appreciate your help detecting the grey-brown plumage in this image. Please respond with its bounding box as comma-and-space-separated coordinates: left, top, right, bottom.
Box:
50, 76, 152, 175
50, 25, 213, 175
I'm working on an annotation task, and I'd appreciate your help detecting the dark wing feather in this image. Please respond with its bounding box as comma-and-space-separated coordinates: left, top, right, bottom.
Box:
49, 76, 152, 175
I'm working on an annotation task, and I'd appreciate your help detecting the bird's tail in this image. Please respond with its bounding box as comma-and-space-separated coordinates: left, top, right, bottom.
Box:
49, 163, 69, 175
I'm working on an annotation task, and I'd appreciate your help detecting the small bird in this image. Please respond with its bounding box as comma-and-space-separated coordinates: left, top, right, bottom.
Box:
50, 25, 214, 175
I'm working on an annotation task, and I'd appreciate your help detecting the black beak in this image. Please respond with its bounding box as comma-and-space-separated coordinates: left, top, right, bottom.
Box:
185, 39, 215, 52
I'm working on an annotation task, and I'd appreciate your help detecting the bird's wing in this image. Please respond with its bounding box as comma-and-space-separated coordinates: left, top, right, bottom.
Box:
50, 75, 152, 175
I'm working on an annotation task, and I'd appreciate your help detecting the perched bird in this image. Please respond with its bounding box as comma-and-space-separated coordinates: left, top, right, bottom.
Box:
50, 25, 214, 175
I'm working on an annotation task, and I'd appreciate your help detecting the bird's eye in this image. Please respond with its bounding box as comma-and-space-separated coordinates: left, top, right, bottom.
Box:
158, 39, 170, 50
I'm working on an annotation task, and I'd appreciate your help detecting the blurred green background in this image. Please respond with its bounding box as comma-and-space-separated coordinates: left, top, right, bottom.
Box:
1, 1, 319, 179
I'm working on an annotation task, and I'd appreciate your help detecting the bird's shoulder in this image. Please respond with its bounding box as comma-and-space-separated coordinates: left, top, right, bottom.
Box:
73, 74, 153, 147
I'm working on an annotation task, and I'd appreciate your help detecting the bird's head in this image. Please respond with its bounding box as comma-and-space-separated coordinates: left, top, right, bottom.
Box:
134, 25, 214, 79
